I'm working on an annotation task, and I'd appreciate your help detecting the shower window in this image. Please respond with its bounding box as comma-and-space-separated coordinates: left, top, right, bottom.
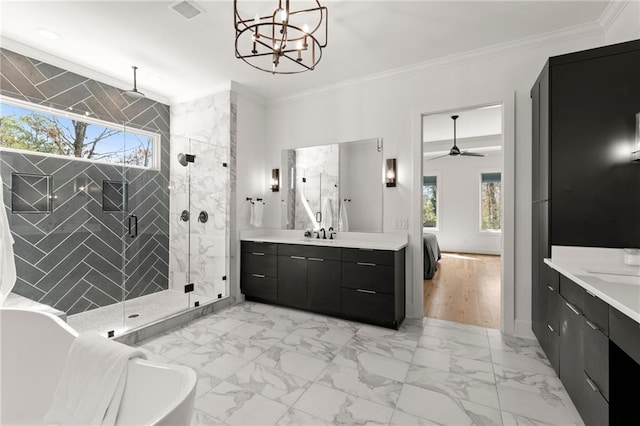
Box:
0, 98, 159, 169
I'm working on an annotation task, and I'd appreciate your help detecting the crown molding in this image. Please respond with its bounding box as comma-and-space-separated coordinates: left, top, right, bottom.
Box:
269, 21, 604, 106
0, 37, 170, 105
598, 0, 631, 32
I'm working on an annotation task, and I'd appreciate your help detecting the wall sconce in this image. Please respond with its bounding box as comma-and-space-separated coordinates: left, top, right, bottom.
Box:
633, 113, 640, 162
271, 168, 280, 192
385, 158, 397, 187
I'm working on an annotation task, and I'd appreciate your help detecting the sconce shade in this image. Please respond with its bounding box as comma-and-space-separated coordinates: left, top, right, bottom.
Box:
271, 168, 280, 192
385, 158, 397, 187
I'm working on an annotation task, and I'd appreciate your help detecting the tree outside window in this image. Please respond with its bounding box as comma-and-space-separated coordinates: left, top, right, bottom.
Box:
481, 172, 501, 231
0, 101, 157, 168
423, 175, 438, 228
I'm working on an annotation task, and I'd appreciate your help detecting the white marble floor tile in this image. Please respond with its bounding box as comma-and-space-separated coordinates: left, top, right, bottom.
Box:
276, 408, 334, 426
138, 332, 200, 360
425, 317, 490, 335
167, 323, 224, 346
501, 410, 571, 426
207, 317, 248, 334
396, 384, 502, 426
196, 381, 288, 426
357, 324, 420, 350
252, 315, 306, 333
293, 320, 356, 346
308, 314, 364, 334
190, 408, 223, 426
490, 348, 555, 376
317, 362, 403, 408
334, 346, 410, 382
192, 370, 223, 399
226, 361, 310, 406
389, 409, 440, 425
255, 346, 330, 381
494, 365, 567, 397
193, 333, 265, 361
489, 333, 547, 360
176, 346, 250, 380
293, 383, 394, 425
418, 334, 492, 362
422, 324, 490, 348
497, 383, 584, 425
347, 333, 416, 363
412, 347, 495, 383
276, 333, 344, 362
265, 305, 315, 322
227, 323, 287, 347
405, 365, 500, 409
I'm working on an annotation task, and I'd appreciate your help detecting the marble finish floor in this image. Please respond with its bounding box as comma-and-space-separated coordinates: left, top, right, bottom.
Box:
135, 302, 584, 425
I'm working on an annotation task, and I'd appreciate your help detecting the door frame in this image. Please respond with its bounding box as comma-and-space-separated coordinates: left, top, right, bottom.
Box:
411, 92, 516, 335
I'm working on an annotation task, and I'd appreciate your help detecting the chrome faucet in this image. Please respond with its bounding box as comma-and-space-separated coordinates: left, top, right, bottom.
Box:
319, 228, 326, 239
328, 226, 336, 240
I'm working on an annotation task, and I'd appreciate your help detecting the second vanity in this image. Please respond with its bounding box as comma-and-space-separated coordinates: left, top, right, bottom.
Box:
240, 230, 407, 329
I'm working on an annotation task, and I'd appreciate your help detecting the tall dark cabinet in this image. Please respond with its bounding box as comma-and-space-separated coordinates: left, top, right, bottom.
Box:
531, 39, 640, 426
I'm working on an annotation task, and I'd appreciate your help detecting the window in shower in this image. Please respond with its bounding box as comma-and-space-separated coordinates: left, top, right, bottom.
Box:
0, 98, 160, 169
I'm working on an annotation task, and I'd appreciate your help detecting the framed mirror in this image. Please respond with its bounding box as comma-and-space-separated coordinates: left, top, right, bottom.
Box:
281, 138, 384, 233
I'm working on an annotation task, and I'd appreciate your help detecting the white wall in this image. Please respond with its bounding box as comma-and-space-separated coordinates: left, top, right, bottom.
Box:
424, 147, 502, 255
603, 0, 640, 44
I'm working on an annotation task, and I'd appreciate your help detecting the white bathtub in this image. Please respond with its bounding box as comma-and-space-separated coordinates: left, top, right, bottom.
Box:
0, 308, 197, 425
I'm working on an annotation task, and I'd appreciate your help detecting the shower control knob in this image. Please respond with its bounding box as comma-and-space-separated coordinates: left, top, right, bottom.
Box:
180, 210, 190, 222
198, 211, 209, 223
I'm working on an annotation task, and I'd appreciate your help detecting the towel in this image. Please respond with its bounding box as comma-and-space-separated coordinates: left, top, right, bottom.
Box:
249, 202, 256, 226
43, 333, 146, 426
0, 174, 16, 306
253, 202, 264, 227
320, 198, 334, 230
339, 199, 349, 232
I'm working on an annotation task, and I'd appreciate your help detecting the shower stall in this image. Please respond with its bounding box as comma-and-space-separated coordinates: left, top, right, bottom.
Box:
0, 64, 232, 340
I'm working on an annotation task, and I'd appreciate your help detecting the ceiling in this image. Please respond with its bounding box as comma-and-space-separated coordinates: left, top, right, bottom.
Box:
0, 1, 610, 104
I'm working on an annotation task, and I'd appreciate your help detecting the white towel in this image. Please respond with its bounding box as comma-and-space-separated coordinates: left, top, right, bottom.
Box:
249, 202, 256, 226
320, 198, 334, 230
43, 333, 146, 426
254, 202, 264, 227
339, 199, 349, 232
0, 174, 16, 307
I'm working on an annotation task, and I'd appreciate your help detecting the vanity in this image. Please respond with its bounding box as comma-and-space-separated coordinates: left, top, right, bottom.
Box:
542, 247, 640, 426
240, 231, 407, 329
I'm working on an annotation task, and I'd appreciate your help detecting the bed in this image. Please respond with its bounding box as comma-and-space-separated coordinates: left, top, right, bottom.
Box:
423, 232, 441, 279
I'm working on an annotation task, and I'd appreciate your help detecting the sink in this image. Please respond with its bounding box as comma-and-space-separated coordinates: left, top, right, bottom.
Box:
589, 273, 640, 286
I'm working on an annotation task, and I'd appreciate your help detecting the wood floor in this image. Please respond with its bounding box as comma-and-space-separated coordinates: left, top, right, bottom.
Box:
423, 252, 501, 329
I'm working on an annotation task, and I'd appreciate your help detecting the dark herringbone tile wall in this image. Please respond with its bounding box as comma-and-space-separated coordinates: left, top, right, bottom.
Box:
0, 48, 170, 315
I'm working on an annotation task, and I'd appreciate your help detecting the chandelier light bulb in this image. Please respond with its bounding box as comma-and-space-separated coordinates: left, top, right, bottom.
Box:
296, 40, 303, 50
254, 13, 260, 24
302, 24, 309, 34
279, 9, 288, 22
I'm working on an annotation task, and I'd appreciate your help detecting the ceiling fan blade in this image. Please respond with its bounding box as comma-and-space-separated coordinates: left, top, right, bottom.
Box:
426, 153, 451, 161
460, 151, 485, 157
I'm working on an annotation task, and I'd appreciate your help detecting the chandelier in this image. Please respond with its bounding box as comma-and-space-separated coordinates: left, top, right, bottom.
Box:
234, 0, 328, 74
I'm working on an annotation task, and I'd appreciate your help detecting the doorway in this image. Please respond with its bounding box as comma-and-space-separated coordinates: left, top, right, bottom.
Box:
421, 104, 504, 329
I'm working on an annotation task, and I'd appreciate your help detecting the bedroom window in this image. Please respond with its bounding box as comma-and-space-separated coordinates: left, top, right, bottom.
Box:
423, 175, 438, 229
0, 98, 159, 169
480, 172, 501, 232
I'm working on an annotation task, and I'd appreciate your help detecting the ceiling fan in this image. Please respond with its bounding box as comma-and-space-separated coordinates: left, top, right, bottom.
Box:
427, 115, 485, 160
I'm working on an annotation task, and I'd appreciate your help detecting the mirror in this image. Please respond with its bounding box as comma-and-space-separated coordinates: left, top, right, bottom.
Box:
281, 138, 384, 233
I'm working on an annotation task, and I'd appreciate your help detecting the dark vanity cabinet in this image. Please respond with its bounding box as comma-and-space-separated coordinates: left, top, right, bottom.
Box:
240, 241, 406, 328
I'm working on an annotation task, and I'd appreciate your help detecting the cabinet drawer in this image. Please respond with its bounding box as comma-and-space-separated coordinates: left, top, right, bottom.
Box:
583, 290, 609, 336
544, 265, 560, 292
342, 248, 395, 266
582, 372, 609, 426
609, 307, 640, 364
560, 275, 584, 313
241, 273, 277, 301
342, 262, 395, 294
278, 244, 341, 261
341, 288, 395, 325
241, 241, 278, 255
584, 322, 609, 401
241, 252, 277, 277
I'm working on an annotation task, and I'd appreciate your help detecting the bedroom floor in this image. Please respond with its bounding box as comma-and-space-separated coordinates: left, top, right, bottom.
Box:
135, 301, 583, 425
424, 252, 501, 329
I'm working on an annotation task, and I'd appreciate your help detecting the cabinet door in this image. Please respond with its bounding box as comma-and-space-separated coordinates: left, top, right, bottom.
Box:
241, 273, 277, 301
307, 258, 341, 314
341, 288, 395, 326
582, 372, 609, 426
560, 298, 585, 414
584, 322, 609, 401
277, 256, 307, 308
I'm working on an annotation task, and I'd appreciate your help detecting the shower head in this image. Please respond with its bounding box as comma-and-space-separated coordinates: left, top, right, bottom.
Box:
123, 66, 146, 99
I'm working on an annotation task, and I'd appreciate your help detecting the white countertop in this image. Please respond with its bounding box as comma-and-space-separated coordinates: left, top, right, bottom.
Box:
545, 246, 640, 324
240, 229, 408, 251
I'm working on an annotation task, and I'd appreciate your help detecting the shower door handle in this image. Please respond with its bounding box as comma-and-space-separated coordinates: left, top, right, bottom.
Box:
128, 215, 138, 238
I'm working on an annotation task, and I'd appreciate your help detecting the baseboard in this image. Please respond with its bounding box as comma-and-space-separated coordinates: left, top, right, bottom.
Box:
513, 319, 535, 339
405, 303, 422, 320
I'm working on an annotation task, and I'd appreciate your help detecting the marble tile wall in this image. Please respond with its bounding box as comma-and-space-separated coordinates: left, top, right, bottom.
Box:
169, 91, 235, 300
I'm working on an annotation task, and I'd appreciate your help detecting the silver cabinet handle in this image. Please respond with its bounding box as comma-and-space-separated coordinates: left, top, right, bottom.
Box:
357, 262, 376, 267
565, 302, 581, 316
252, 274, 265, 278
290, 256, 305, 260
252, 252, 265, 256
586, 320, 599, 331
585, 376, 599, 393
547, 324, 555, 332
357, 289, 376, 294
308, 258, 324, 262
547, 285, 556, 292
